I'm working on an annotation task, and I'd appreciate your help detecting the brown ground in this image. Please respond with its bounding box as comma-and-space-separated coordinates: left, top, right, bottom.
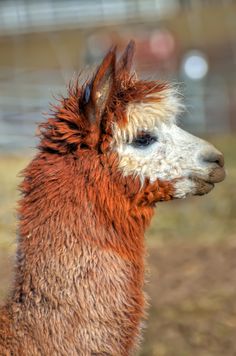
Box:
142, 241, 236, 355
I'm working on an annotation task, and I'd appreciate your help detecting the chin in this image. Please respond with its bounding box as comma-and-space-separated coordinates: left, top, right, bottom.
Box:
173, 169, 225, 199
192, 178, 215, 196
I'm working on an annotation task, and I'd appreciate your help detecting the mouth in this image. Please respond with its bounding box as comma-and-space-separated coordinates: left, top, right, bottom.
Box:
192, 177, 215, 196
192, 167, 226, 196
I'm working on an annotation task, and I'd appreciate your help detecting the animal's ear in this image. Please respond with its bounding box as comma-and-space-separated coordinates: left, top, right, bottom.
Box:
117, 40, 135, 75
82, 47, 116, 127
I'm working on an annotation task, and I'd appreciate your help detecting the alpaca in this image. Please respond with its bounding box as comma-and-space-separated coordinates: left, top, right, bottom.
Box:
0, 41, 225, 355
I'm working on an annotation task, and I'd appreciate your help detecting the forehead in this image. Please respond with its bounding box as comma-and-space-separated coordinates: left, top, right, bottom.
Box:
112, 87, 183, 144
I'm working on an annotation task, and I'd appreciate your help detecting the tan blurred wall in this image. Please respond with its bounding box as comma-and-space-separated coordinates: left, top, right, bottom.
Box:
0, 3, 235, 70
167, 3, 236, 49
0, 30, 85, 69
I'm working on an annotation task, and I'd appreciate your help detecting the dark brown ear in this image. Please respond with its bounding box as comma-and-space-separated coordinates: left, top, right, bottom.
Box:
83, 47, 116, 126
117, 40, 135, 75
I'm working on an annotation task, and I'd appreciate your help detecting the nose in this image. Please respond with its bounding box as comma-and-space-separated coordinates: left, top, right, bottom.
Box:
201, 149, 224, 168
200, 146, 225, 183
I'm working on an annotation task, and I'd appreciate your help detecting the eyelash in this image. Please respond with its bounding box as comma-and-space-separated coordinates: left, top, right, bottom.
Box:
131, 133, 157, 148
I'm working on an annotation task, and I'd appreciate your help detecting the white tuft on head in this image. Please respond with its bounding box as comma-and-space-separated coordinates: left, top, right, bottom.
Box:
111, 86, 225, 199
112, 87, 183, 146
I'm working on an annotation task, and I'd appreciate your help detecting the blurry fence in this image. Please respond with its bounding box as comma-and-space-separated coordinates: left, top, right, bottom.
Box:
0, 0, 177, 152
0, 0, 179, 35
0, 68, 68, 152
0, 0, 235, 152
0, 67, 232, 153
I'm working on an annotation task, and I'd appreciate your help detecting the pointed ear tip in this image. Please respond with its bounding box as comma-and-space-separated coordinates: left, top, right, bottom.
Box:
95, 47, 116, 75
123, 40, 136, 58
128, 39, 136, 48
107, 45, 117, 57
104, 46, 117, 65
111, 45, 117, 52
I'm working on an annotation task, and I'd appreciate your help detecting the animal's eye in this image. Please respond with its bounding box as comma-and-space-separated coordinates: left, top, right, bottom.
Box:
131, 133, 157, 148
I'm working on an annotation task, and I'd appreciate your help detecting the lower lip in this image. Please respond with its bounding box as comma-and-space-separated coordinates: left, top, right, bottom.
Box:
192, 178, 215, 196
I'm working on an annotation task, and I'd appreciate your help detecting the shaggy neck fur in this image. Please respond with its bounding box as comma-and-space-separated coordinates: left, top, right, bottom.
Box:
0, 148, 172, 355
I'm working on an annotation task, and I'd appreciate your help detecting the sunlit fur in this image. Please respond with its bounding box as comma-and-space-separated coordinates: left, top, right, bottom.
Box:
112, 88, 183, 145
0, 42, 224, 355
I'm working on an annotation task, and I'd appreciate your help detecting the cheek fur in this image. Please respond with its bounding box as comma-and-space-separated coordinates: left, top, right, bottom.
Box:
132, 178, 174, 206
116, 148, 183, 184
116, 152, 196, 201
172, 178, 196, 198
107, 153, 174, 207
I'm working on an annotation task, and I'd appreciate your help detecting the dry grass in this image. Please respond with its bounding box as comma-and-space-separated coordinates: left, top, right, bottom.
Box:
0, 135, 235, 355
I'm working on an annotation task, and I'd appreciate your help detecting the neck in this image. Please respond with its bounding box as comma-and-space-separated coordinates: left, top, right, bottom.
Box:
9, 150, 154, 355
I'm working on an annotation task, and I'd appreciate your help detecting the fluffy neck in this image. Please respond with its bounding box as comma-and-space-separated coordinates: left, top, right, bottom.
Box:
8, 150, 154, 354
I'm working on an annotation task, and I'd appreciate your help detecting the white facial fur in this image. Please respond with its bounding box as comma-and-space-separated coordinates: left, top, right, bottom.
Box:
112, 88, 222, 198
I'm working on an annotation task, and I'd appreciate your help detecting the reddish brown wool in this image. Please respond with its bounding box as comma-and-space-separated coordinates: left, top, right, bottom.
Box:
0, 42, 174, 355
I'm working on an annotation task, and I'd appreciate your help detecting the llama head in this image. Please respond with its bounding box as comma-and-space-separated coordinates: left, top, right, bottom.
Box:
40, 41, 225, 207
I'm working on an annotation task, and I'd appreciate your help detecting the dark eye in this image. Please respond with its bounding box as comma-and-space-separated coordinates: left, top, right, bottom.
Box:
131, 133, 157, 148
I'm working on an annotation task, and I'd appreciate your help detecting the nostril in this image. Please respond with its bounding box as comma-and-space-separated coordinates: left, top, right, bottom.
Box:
203, 151, 224, 167
215, 154, 224, 168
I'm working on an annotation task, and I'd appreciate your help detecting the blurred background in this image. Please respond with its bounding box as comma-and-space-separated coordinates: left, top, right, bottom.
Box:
0, 0, 235, 355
